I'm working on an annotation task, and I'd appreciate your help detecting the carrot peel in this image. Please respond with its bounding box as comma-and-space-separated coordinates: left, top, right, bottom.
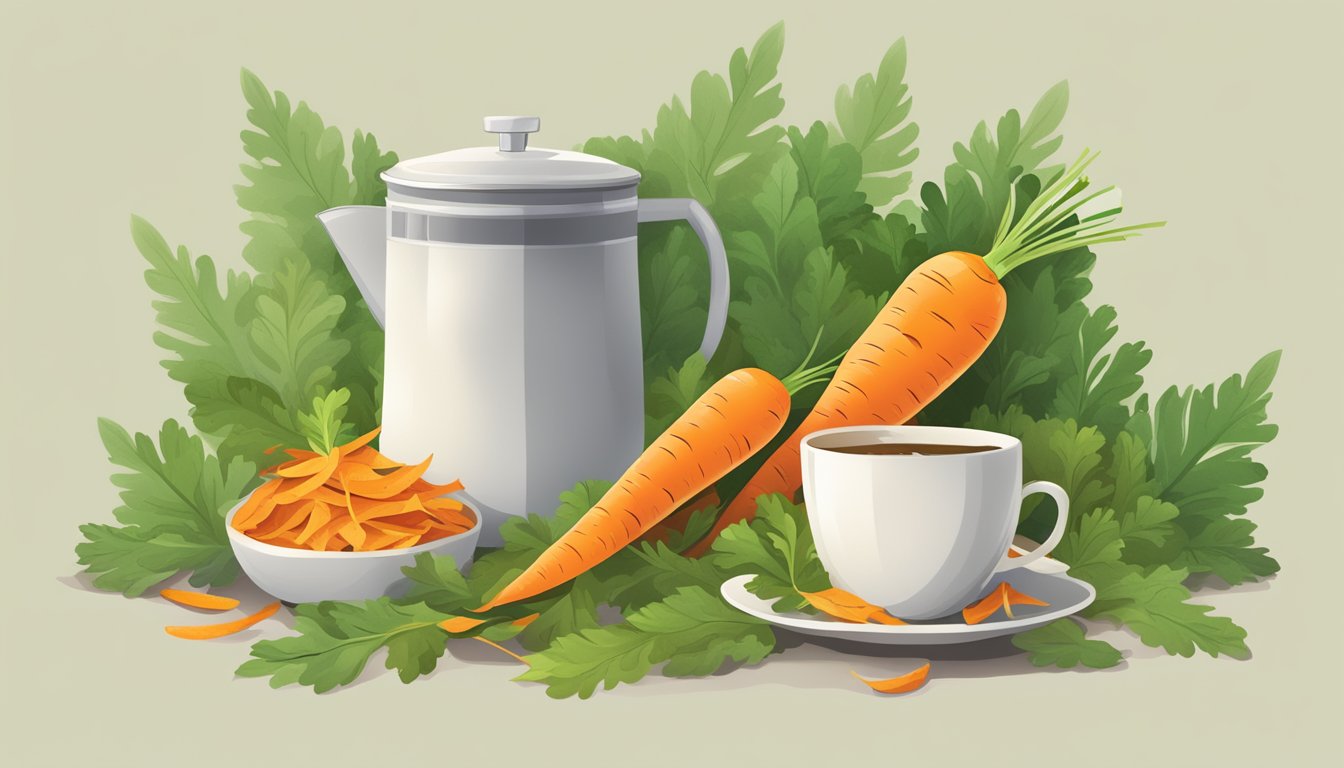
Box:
159, 589, 240, 611
962, 582, 1050, 625
852, 662, 931, 695
164, 601, 281, 640
800, 588, 906, 625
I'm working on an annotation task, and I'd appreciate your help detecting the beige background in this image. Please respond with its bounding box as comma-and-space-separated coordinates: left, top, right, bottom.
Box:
2, 0, 1341, 764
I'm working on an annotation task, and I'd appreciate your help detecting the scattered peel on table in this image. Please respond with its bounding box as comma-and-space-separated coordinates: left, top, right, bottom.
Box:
231, 428, 474, 552
962, 582, 1050, 625
159, 589, 240, 611
165, 601, 281, 640
800, 587, 907, 625
851, 662, 931, 695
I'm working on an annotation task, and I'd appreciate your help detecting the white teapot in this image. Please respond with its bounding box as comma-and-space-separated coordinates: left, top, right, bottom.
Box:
318, 116, 729, 545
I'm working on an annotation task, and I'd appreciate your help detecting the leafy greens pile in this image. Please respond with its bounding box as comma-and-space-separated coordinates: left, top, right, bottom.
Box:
76, 23, 1279, 697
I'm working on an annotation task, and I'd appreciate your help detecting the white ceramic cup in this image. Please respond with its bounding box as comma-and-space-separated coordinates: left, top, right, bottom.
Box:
800, 425, 1069, 620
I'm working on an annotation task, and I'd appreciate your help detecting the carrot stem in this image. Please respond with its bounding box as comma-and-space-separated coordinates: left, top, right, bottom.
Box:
981, 149, 1164, 278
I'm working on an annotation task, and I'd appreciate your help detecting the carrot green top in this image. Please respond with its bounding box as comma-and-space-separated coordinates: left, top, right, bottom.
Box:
980, 150, 1165, 279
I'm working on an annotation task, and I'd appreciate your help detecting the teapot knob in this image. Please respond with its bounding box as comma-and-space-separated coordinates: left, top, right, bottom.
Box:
483, 115, 540, 152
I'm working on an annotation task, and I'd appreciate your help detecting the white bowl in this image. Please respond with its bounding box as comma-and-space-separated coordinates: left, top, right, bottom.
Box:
224, 496, 480, 603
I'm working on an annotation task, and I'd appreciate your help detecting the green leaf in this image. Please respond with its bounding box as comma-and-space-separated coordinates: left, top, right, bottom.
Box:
601, 541, 728, 614
131, 217, 306, 466
1106, 431, 1158, 520
1050, 305, 1151, 438
636, 224, 715, 380
1118, 495, 1179, 549
350, 128, 398, 207
247, 263, 350, 415
75, 525, 238, 597
398, 553, 475, 613
922, 84, 1069, 255
967, 407, 1112, 537
1058, 508, 1125, 569
1012, 619, 1123, 669
787, 122, 871, 244
76, 419, 254, 596
236, 69, 396, 434
1078, 563, 1249, 659
133, 216, 257, 385
516, 573, 602, 652
832, 38, 919, 207
711, 494, 828, 613
641, 23, 787, 206
296, 388, 354, 454
237, 600, 449, 692
729, 157, 881, 379
838, 209, 927, 299
517, 586, 774, 699
1172, 517, 1280, 585
185, 375, 307, 467
1144, 352, 1281, 520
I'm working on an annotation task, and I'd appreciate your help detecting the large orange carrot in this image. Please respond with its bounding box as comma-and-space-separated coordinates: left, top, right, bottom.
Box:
477, 365, 831, 611
688, 150, 1162, 555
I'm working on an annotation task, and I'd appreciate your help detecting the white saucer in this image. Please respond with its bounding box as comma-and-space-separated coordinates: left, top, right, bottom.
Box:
719, 560, 1095, 646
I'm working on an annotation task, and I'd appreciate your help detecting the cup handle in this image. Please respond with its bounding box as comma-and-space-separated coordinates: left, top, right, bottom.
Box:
993, 480, 1070, 573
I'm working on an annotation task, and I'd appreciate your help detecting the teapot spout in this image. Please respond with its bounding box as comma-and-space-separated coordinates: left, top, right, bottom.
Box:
317, 206, 387, 327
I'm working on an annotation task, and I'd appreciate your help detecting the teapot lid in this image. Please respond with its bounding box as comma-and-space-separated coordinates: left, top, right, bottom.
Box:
382, 116, 640, 192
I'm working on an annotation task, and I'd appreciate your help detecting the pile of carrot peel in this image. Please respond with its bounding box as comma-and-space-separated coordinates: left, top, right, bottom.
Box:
231, 428, 474, 552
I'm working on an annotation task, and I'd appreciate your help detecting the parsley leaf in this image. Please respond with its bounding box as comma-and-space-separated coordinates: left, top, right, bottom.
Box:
601, 541, 728, 614
397, 552, 475, 613
639, 23, 787, 206
788, 122, 871, 244
1050, 305, 1152, 439
236, 69, 396, 434
1172, 517, 1279, 586
237, 600, 449, 691
711, 494, 828, 612
1079, 564, 1249, 659
1012, 619, 1123, 669
296, 387, 354, 455
1139, 351, 1281, 521
831, 38, 919, 208
517, 586, 774, 699
131, 216, 308, 467
76, 419, 254, 595
516, 573, 602, 652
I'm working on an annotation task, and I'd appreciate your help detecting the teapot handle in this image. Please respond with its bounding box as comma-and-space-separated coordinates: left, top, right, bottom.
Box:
636, 198, 730, 360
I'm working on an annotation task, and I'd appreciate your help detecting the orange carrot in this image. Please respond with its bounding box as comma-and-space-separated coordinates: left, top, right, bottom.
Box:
159, 589, 240, 611
164, 601, 280, 640
689, 150, 1162, 555
477, 365, 834, 611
